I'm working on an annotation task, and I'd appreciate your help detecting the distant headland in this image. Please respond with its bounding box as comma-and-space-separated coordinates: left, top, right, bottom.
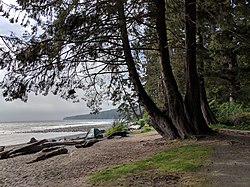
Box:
63, 109, 119, 120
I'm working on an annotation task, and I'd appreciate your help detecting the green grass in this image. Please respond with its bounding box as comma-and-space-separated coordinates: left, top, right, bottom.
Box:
87, 144, 213, 186
210, 123, 250, 131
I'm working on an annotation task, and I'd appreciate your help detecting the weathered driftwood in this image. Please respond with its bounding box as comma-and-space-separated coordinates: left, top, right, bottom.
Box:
1, 137, 99, 160
28, 137, 38, 144
75, 139, 98, 148
9, 139, 48, 155
9, 145, 43, 158
0, 149, 13, 159
42, 146, 63, 153
0, 146, 4, 152
0, 139, 48, 159
41, 139, 86, 148
107, 131, 127, 139
27, 147, 68, 164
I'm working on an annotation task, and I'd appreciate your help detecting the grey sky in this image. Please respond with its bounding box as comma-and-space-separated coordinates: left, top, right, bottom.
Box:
0, 1, 115, 122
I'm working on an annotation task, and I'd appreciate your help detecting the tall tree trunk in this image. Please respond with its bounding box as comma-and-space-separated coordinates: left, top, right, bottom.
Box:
117, 1, 179, 139
153, 0, 194, 138
184, 0, 211, 134
197, 33, 218, 124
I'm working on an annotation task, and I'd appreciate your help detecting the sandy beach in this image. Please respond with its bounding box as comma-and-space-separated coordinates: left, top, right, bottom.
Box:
0, 131, 167, 187
1, 129, 250, 187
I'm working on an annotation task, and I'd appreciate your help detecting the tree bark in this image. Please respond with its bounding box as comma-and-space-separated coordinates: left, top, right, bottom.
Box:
197, 33, 218, 124
117, 0, 211, 139
117, 1, 179, 139
153, 0, 194, 138
184, 0, 211, 134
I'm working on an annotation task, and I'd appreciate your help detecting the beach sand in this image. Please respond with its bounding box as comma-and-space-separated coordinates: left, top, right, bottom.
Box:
0, 131, 167, 187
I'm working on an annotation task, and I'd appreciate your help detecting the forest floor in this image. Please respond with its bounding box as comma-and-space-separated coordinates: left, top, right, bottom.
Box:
0, 130, 250, 187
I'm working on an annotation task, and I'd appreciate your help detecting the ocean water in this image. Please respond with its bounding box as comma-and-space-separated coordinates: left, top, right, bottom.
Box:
0, 119, 113, 146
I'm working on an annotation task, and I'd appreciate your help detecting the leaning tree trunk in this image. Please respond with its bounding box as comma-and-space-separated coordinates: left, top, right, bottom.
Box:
117, 1, 180, 139
184, 0, 211, 134
153, 0, 194, 138
197, 33, 218, 124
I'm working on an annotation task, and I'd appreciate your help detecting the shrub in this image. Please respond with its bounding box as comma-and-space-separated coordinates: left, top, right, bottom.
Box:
210, 101, 250, 126
104, 124, 126, 137
137, 118, 146, 127
140, 124, 152, 133
134, 112, 150, 128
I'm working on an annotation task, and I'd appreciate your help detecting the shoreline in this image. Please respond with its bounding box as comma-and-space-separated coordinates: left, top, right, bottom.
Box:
1, 124, 112, 147
20, 124, 111, 133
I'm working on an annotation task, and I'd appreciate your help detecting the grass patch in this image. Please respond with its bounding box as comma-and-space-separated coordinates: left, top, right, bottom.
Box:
210, 123, 250, 131
87, 144, 213, 186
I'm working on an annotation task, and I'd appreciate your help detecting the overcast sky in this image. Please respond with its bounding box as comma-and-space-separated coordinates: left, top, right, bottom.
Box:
0, 1, 114, 122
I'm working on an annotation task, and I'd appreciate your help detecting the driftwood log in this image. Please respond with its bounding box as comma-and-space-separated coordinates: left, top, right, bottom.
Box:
42, 139, 86, 148
0, 138, 100, 160
107, 131, 127, 139
0, 149, 13, 159
42, 146, 63, 153
75, 139, 98, 148
0, 146, 4, 152
27, 147, 68, 164
0, 139, 48, 159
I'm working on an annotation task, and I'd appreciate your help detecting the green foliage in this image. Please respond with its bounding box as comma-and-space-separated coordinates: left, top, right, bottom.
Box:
87, 145, 213, 186
135, 112, 150, 128
137, 118, 146, 127
210, 100, 250, 127
211, 123, 250, 131
104, 123, 126, 137
217, 102, 244, 121
140, 124, 153, 133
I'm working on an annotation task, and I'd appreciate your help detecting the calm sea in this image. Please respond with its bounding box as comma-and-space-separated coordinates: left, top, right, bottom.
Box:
0, 119, 113, 146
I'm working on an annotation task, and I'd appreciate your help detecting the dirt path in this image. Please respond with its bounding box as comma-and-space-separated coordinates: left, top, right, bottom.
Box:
203, 130, 250, 187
